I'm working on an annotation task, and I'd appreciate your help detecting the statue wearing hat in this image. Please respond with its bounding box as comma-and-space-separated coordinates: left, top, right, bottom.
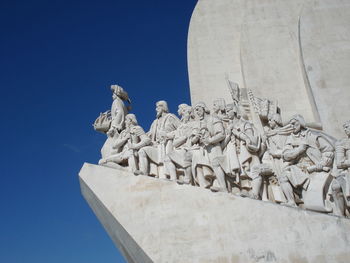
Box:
190, 102, 227, 192
164, 104, 195, 184
281, 114, 334, 211
99, 85, 131, 160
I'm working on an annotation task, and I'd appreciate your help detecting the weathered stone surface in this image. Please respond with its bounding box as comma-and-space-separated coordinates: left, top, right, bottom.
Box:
188, 0, 350, 138
79, 163, 350, 263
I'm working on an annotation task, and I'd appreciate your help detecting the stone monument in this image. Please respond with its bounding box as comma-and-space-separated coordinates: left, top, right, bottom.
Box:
188, 0, 350, 138
80, 1, 350, 262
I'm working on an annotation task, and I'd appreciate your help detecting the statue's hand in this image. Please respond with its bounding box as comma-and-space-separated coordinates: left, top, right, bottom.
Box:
298, 144, 307, 153
202, 136, 211, 146
159, 130, 167, 139
268, 150, 280, 158
166, 133, 175, 140
231, 128, 239, 137
337, 161, 348, 169
315, 163, 324, 172
344, 160, 350, 168
129, 143, 136, 150
115, 124, 123, 132
107, 128, 115, 137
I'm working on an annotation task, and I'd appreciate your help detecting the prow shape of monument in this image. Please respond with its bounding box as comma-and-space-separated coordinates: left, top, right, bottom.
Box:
79, 1, 350, 262
80, 163, 350, 262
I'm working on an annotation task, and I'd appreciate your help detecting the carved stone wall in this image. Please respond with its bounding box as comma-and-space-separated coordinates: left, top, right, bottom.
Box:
188, 0, 350, 137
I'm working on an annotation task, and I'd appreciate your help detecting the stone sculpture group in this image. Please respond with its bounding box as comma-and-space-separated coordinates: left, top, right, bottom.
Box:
93, 84, 350, 218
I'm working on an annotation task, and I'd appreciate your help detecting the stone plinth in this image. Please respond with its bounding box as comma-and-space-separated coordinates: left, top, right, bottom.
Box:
79, 163, 350, 263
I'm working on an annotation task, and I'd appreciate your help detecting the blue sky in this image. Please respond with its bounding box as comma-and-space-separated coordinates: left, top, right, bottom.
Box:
0, 1, 197, 262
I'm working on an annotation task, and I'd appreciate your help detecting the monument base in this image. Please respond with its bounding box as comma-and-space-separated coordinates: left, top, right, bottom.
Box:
79, 163, 350, 263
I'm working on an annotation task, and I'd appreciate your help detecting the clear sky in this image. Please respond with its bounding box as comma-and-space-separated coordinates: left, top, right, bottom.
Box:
0, 0, 197, 262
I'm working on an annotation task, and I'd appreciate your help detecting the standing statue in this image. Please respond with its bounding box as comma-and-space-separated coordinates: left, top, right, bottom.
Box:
248, 113, 289, 201
331, 120, 350, 216
99, 114, 151, 173
92, 81, 350, 217
221, 104, 241, 192
137, 101, 180, 178
164, 104, 194, 183
229, 108, 261, 196
100, 85, 130, 159
281, 115, 334, 210
191, 102, 227, 192
108, 85, 130, 136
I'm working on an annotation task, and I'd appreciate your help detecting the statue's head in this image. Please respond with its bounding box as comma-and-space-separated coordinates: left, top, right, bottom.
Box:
178, 103, 189, 116
125, 114, 138, 127
343, 120, 350, 137
268, 113, 283, 129
194, 102, 209, 119
111, 85, 129, 101
184, 105, 193, 121
156, 100, 169, 117
225, 103, 238, 120
289, 114, 306, 134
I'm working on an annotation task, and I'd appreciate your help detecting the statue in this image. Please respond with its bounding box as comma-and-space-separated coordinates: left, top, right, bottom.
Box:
331, 120, 350, 216
248, 113, 290, 201
164, 104, 194, 184
100, 85, 130, 159
191, 102, 227, 192
220, 103, 242, 193
98, 114, 151, 173
92, 82, 350, 217
281, 115, 334, 210
137, 101, 180, 178
229, 107, 261, 196
108, 85, 130, 136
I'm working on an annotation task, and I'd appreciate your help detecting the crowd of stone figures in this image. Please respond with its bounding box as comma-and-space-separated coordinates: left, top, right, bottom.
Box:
94, 85, 350, 218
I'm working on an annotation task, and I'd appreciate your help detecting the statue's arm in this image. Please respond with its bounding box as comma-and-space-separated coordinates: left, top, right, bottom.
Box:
113, 134, 129, 150
132, 134, 152, 150
335, 140, 348, 168
111, 101, 125, 131
317, 136, 334, 168
173, 136, 187, 148
208, 122, 225, 144
283, 142, 305, 161
130, 127, 152, 150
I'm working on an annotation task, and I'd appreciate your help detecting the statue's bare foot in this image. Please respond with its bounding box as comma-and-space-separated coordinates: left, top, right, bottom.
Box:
210, 186, 220, 192
210, 186, 228, 193
177, 179, 184, 185
134, 170, 144, 176
183, 178, 191, 185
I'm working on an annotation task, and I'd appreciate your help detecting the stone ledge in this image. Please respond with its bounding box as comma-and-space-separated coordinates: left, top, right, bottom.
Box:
79, 163, 350, 263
